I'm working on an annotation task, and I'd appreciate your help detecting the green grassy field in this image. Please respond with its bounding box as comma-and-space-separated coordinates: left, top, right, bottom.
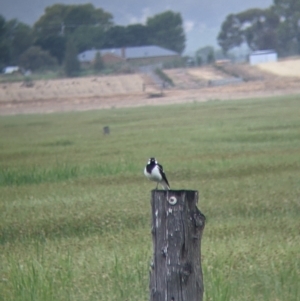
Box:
0, 95, 300, 301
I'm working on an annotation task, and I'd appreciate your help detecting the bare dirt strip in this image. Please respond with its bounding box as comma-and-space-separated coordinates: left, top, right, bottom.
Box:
0, 66, 300, 116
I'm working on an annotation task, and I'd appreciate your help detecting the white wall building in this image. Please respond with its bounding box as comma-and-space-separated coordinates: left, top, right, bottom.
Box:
249, 50, 278, 65
3, 66, 20, 74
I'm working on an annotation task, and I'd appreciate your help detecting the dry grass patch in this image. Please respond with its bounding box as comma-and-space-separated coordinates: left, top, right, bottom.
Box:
187, 66, 230, 80
0, 74, 146, 103
257, 58, 300, 77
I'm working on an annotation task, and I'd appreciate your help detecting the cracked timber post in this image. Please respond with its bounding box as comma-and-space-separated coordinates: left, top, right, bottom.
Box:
150, 190, 205, 301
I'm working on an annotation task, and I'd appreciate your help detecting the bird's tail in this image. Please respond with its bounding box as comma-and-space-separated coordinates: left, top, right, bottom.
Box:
161, 181, 170, 190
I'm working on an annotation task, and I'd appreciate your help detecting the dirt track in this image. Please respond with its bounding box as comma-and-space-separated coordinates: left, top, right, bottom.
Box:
0, 66, 300, 116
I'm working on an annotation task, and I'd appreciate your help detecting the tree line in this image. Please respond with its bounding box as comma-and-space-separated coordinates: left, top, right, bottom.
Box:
218, 0, 300, 56
0, 3, 185, 73
2, 0, 299, 75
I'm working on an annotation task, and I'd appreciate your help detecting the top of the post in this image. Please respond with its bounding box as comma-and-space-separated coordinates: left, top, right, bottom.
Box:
151, 189, 198, 195
151, 190, 199, 204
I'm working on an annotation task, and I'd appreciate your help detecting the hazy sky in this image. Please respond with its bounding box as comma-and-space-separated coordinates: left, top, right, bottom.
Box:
1, 0, 273, 53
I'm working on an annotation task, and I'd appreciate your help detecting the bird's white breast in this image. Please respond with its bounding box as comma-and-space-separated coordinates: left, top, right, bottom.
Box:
145, 165, 162, 182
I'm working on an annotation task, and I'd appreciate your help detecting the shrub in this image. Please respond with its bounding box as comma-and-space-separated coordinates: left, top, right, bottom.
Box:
93, 51, 104, 72
19, 46, 58, 71
154, 68, 174, 86
64, 39, 80, 77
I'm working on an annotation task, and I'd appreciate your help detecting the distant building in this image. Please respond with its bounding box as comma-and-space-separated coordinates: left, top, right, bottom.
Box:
249, 50, 278, 65
3, 66, 20, 74
78, 45, 180, 66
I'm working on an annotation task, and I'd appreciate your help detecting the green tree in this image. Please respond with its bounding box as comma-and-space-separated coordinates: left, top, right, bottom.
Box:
71, 25, 105, 53
273, 0, 300, 55
218, 8, 280, 54
196, 46, 215, 64
125, 24, 149, 46
239, 8, 279, 51
273, 0, 300, 18
0, 15, 10, 68
0, 15, 6, 37
33, 4, 113, 62
207, 50, 215, 64
217, 14, 245, 54
19, 46, 57, 70
0, 16, 35, 67
34, 3, 113, 37
4, 19, 34, 65
64, 39, 80, 77
93, 51, 104, 72
103, 25, 128, 48
35, 35, 66, 64
218, 1, 300, 56
195, 54, 203, 66
102, 24, 149, 48
146, 11, 186, 53
34, 4, 66, 38
64, 4, 113, 33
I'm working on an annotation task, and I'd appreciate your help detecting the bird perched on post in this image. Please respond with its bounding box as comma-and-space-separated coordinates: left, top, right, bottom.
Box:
144, 157, 170, 190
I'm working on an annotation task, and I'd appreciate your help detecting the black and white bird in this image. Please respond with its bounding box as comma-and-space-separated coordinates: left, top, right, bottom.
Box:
144, 157, 170, 190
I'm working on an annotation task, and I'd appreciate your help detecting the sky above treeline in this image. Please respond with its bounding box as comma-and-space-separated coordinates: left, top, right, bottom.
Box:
1, 0, 273, 53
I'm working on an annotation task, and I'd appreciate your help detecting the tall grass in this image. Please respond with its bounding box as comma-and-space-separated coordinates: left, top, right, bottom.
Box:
0, 161, 137, 186
0, 94, 300, 300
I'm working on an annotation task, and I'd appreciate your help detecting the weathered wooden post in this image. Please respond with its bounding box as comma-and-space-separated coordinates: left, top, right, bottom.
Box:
150, 190, 205, 301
